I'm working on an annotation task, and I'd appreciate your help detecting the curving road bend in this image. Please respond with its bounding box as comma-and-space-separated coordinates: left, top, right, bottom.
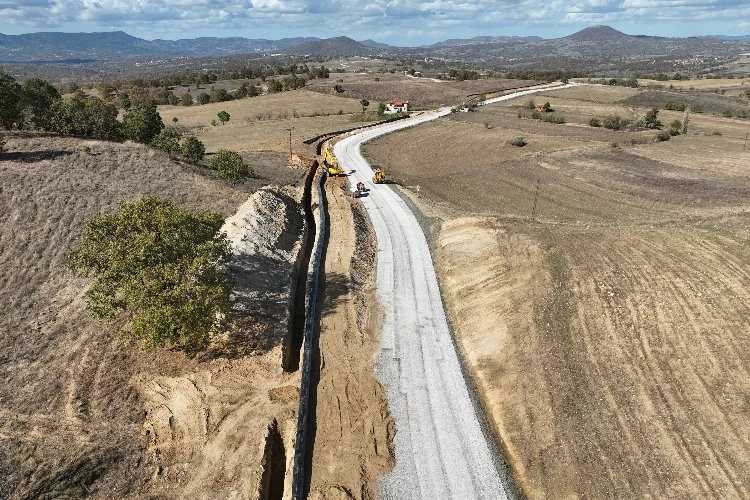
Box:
333, 83, 576, 500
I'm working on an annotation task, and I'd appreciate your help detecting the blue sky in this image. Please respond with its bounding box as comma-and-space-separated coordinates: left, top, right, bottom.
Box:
0, 0, 748, 45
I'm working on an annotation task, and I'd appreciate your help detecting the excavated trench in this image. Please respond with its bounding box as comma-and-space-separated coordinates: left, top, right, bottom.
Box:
282, 160, 318, 372
258, 419, 286, 500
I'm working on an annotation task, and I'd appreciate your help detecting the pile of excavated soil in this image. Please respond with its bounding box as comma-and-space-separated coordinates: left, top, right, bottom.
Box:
307, 177, 394, 499
134, 186, 305, 499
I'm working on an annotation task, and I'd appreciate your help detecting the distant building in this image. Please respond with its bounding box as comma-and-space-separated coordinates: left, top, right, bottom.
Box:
386, 99, 409, 113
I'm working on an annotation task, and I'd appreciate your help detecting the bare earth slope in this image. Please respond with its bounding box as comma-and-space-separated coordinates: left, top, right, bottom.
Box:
363, 85, 750, 498
0, 134, 304, 498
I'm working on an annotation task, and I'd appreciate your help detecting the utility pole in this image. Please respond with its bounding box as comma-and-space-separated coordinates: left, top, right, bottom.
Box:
531, 179, 540, 221
286, 127, 294, 160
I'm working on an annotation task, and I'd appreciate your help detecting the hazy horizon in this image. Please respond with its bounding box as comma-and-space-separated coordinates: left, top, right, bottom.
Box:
1, 0, 748, 46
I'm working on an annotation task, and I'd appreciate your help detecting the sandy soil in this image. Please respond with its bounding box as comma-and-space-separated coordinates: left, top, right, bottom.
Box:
307, 177, 394, 499
362, 84, 750, 498
0, 134, 307, 499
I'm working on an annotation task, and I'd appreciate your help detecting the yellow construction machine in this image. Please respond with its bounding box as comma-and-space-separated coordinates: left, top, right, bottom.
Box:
372, 166, 387, 184
322, 143, 345, 176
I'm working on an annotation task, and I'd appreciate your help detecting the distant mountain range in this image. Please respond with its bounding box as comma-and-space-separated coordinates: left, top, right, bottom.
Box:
1, 26, 749, 64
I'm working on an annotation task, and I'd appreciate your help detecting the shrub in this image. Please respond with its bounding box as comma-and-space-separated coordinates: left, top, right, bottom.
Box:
543, 113, 565, 124
663, 101, 686, 111
589, 117, 602, 127
211, 119, 218, 126
151, 125, 182, 154
122, 102, 164, 144
68, 196, 231, 354
208, 149, 252, 184
0, 134, 6, 152
642, 108, 663, 129
82, 145, 92, 155
655, 130, 671, 142
197, 92, 210, 105
525, 99, 536, 110
181, 93, 193, 106
712, 130, 722, 136
668, 120, 682, 136
723, 109, 734, 118
511, 136, 526, 147
180, 135, 205, 161
531, 111, 541, 120
603, 115, 628, 130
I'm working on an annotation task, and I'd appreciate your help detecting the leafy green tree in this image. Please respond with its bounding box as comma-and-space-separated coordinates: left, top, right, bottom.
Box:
151, 125, 182, 153
122, 101, 164, 144
181, 135, 205, 161
167, 92, 180, 105
360, 99, 369, 113
377, 102, 386, 115
181, 92, 193, 106
0, 68, 22, 129
197, 92, 210, 105
208, 149, 251, 184
69, 196, 231, 354
21, 77, 60, 130
217, 110, 230, 125
51, 91, 121, 140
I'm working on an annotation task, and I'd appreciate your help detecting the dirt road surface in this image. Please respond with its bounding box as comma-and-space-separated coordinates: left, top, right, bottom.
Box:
334, 111, 504, 499
329, 84, 573, 498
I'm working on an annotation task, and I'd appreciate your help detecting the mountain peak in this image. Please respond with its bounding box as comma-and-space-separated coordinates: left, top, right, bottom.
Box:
566, 25, 631, 42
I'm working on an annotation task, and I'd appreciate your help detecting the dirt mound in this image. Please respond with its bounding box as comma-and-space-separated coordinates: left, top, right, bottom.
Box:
133, 186, 305, 498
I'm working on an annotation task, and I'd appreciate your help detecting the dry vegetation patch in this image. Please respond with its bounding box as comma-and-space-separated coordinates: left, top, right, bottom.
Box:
160, 89, 377, 155
0, 134, 305, 498
305, 73, 539, 109
363, 84, 750, 498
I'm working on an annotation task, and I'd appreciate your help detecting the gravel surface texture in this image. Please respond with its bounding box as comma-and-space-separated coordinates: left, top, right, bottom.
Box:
332, 83, 574, 500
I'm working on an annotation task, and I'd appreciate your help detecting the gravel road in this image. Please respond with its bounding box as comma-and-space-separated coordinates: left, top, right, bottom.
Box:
332, 84, 575, 500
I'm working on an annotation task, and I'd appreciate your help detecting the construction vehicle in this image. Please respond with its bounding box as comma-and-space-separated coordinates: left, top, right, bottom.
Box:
372, 166, 387, 184
322, 144, 345, 176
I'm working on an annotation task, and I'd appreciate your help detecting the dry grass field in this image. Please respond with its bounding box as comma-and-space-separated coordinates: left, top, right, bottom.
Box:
363, 84, 750, 498
305, 73, 540, 109
160, 89, 376, 155
0, 134, 306, 498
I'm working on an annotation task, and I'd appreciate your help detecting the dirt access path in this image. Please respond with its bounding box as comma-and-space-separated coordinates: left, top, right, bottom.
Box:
307, 177, 394, 499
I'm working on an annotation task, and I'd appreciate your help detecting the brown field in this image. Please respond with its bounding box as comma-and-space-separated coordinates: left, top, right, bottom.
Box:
305, 73, 540, 109
0, 133, 306, 498
363, 85, 750, 498
159, 89, 377, 155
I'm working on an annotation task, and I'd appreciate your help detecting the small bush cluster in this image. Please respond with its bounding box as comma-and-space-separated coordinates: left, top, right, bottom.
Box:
603, 115, 629, 130
589, 117, 602, 127
511, 136, 527, 147
655, 130, 672, 142
207, 149, 253, 184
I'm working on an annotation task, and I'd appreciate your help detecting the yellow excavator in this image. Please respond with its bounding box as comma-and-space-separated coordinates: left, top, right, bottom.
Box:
372, 166, 387, 184
322, 143, 345, 176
